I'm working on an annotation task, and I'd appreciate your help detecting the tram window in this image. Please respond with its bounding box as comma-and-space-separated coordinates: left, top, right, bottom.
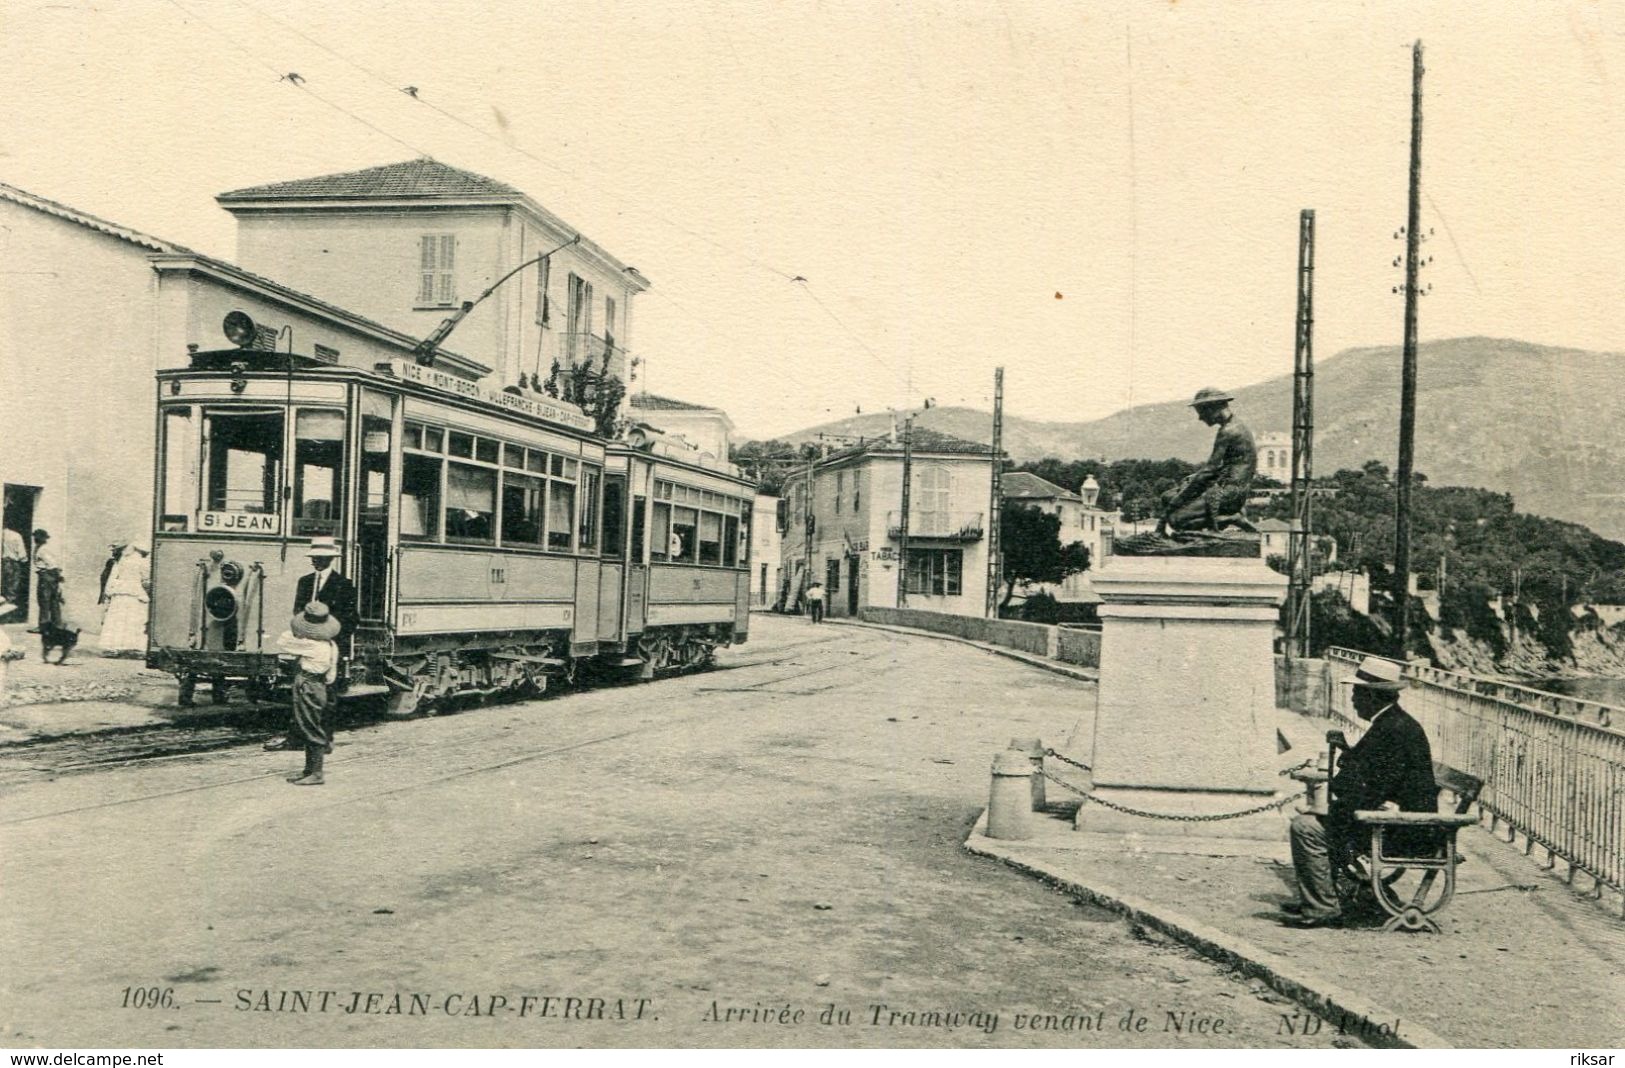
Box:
423, 426, 444, 452
403, 424, 423, 450
360, 416, 391, 519
740, 499, 753, 565
602, 477, 626, 557
524, 449, 546, 474
503, 444, 524, 469
546, 477, 576, 551
500, 472, 544, 546
672, 506, 698, 564
400, 453, 442, 539
579, 469, 601, 552
631, 495, 647, 561
161, 408, 199, 530
475, 438, 499, 464
650, 501, 670, 562
698, 510, 722, 565
723, 514, 740, 567
448, 432, 474, 459
293, 409, 345, 536
445, 463, 496, 542
204, 409, 283, 514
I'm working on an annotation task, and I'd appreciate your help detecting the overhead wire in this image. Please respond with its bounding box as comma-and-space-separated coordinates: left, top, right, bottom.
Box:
218, 0, 915, 397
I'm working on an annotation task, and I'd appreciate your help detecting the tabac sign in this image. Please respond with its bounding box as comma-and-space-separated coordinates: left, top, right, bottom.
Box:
388, 360, 595, 432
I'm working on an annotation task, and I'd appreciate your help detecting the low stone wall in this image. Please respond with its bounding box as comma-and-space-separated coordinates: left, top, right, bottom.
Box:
1056, 626, 1102, 668
858, 607, 1102, 670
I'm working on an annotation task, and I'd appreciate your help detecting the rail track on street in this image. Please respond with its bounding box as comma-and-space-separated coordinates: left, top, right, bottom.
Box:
0, 629, 899, 824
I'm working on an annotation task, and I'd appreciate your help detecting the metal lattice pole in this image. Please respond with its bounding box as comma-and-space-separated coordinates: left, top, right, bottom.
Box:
986, 367, 1004, 617
1287, 210, 1316, 660
897, 415, 913, 608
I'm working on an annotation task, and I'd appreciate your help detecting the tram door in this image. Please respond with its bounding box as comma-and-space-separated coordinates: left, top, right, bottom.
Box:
355, 395, 393, 621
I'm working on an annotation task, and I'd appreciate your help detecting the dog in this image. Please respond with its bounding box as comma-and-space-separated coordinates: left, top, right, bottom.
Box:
39, 624, 81, 665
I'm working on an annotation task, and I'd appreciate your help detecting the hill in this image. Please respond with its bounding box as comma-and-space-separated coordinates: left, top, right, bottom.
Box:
770, 338, 1625, 539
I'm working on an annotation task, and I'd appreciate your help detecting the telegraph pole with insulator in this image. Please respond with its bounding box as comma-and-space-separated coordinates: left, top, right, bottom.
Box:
1392, 40, 1426, 659
1286, 210, 1316, 662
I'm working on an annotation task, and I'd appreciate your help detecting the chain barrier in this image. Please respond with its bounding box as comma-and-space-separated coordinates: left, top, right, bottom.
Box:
1278, 757, 1316, 777
1040, 767, 1306, 823
1044, 747, 1091, 772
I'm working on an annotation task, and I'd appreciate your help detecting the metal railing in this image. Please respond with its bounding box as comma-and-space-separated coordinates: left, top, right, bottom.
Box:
1326, 647, 1625, 908
563, 331, 628, 369
885, 510, 984, 541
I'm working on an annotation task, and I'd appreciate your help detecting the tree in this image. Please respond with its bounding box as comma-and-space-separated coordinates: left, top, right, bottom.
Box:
998, 500, 1090, 611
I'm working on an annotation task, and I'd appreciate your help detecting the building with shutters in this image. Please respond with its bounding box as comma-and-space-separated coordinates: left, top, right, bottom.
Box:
779, 427, 996, 618
215, 158, 648, 390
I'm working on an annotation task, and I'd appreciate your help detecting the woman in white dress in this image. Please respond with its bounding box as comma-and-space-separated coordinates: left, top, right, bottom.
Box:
99, 541, 151, 656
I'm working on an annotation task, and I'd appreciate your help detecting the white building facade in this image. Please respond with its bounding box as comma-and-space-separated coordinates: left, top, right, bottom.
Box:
749, 495, 783, 607
781, 429, 995, 619
216, 159, 648, 390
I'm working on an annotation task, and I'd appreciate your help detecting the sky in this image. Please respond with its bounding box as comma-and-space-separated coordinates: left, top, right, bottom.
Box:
2, 1, 1622, 439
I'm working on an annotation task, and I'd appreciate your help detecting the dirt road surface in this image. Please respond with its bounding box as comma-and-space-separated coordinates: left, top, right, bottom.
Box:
0, 616, 1347, 1049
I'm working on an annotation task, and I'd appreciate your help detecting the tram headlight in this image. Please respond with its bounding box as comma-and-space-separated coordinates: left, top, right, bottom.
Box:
223, 311, 258, 348
204, 584, 240, 622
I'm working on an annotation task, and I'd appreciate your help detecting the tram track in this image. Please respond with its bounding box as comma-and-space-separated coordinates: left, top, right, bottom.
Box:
0, 629, 896, 824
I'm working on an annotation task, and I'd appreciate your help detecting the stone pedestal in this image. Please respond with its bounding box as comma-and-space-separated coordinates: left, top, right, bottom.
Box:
1074, 554, 1288, 843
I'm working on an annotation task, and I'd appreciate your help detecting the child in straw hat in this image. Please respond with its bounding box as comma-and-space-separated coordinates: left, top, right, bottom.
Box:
274, 602, 341, 785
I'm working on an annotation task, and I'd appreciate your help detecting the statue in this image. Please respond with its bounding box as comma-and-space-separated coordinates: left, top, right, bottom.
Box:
1116, 387, 1259, 557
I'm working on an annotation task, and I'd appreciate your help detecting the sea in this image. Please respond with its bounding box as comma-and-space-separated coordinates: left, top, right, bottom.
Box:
1525, 676, 1625, 707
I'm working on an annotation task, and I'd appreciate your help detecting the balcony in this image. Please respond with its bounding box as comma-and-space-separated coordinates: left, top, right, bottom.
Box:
886, 510, 984, 542
564, 331, 629, 371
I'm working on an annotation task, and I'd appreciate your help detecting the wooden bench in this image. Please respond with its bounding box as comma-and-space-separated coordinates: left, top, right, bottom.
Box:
1290, 748, 1484, 933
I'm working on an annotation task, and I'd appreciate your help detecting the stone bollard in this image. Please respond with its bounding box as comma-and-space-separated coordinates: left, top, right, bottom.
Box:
1009, 736, 1045, 811
986, 748, 1035, 840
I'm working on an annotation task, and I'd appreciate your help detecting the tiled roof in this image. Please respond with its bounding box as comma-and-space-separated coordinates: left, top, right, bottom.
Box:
0, 181, 191, 254
628, 392, 720, 412
820, 426, 994, 464
1255, 518, 1294, 531
217, 158, 522, 202
1002, 471, 1081, 501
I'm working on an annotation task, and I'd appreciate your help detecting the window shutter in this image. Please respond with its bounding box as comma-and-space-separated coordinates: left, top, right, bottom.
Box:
419, 236, 436, 304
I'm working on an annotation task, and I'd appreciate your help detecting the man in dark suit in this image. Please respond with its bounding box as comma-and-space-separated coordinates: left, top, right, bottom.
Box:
265, 537, 358, 751
1284, 655, 1436, 928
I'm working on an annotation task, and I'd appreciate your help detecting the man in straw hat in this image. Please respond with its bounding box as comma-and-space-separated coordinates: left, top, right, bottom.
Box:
1157, 387, 1258, 535
274, 601, 341, 785
265, 537, 357, 751
1283, 655, 1436, 927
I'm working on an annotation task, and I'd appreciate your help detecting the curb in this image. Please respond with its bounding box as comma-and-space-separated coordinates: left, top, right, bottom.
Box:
827, 618, 1099, 683
964, 811, 1452, 1050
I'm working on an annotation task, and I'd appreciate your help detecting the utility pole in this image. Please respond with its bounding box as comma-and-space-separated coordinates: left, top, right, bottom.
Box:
1286, 210, 1316, 662
986, 367, 1005, 617
897, 415, 914, 608
1392, 40, 1424, 660
802, 455, 815, 610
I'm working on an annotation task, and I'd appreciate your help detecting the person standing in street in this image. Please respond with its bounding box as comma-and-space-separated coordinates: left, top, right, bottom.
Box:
806, 579, 825, 623
1, 528, 27, 619
265, 537, 357, 751
31, 529, 63, 631
274, 602, 340, 786
99, 540, 150, 657
97, 541, 126, 607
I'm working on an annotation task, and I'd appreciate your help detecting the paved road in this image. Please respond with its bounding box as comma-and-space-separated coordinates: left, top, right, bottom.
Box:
0, 616, 1344, 1049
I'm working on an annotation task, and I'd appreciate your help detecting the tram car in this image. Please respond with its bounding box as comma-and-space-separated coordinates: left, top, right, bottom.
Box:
147, 314, 753, 714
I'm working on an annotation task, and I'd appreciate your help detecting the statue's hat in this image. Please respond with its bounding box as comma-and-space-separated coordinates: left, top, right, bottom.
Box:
1188, 387, 1234, 408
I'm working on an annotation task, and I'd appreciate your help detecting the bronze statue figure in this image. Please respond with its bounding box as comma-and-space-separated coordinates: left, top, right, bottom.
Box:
1156, 387, 1258, 535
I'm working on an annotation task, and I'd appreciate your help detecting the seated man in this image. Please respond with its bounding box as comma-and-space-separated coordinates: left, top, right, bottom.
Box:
1284, 655, 1436, 928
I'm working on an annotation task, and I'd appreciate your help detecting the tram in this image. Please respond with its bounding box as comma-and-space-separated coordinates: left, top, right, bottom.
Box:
147, 314, 753, 714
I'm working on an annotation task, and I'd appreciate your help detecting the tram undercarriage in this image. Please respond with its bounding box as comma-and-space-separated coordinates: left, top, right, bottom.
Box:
150, 622, 736, 717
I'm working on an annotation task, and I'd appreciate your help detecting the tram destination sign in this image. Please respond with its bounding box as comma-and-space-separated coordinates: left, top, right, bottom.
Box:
200, 511, 279, 534
388, 359, 595, 433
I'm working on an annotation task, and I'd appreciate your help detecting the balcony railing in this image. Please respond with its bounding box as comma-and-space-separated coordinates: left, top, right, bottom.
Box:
563, 331, 629, 370
886, 510, 984, 542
